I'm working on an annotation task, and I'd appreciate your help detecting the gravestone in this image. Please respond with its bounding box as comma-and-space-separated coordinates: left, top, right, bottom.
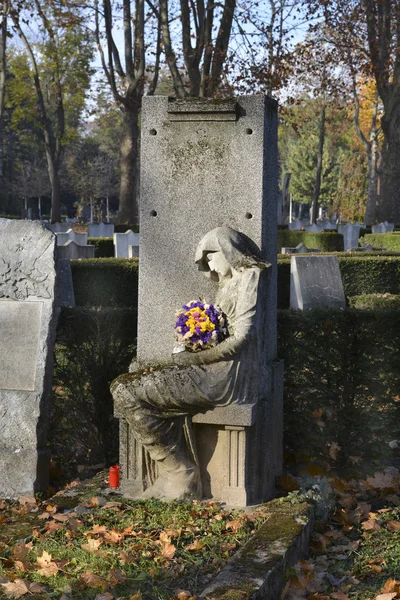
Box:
55, 229, 88, 246
45, 222, 71, 234
305, 223, 324, 232
0, 219, 59, 497
115, 95, 283, 506
288, 220, 307, 231
114, 230, 140, 258
56, 259, 75, 307
281, 243, 320, 255
338, 223, 361, 250
88, 223, 114, 238
372, 221, 395, 233
290, 255, 346, 310
57, 240, 95, 260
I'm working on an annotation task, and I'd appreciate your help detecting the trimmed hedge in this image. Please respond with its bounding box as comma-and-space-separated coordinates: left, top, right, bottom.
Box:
278, 230, 344, 253
71, 258, 138, 307
361, 232, 400, 251
349, 293, 400, 309
88, 237, 114, 258
277, 254, 400, 308
278, 308, 400, 473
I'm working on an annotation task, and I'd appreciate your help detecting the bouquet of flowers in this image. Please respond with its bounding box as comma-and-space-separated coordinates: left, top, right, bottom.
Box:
174, 300, 227, 352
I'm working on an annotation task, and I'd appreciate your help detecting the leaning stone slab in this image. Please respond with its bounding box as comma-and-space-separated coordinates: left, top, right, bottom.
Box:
88, 223, 114, 238
57, 240, 95, 259
0, 219, 59, 497
199, 499, 314, 600
290, 255, 346, 310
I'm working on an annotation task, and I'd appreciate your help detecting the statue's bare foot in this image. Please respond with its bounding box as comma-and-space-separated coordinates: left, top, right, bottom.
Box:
142, 468, 201, 501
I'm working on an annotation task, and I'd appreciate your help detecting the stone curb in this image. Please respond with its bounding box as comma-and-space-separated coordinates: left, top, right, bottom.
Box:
199, 499, 314, 600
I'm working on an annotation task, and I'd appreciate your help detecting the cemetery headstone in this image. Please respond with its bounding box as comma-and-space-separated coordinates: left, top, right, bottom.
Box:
288, 220, 307, 231
44, 222, 71, 233
305, 223, 324, 232
56, 259, 75, 307
112, 95, 283, 506
281, 243, 320, 254
55, 229, 88, 247
0, 219, 59, 497
128, 245, 139, 258
290, 255, 346, 310
338, 222, 361, 250
88, 223, 114, 238
57, 240, 95, 260
114, 230, 140, 258
372, 221, 395, 233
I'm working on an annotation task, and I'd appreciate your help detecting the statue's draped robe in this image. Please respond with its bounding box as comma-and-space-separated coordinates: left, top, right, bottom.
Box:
113, 266, 261, 460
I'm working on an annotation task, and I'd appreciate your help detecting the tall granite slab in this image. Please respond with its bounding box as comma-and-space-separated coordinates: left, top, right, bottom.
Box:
290, 255, 346, 310
123, 95, 282, 506
88, 223, 114, 238
138, 95, 278, 365
0, 219, 58, 497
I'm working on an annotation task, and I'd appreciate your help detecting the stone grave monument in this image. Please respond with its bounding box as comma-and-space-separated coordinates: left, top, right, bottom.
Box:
338, 222, 361, 251
0, 219, 59, 497
114, 230, 140, 258
290, 255, 346, 310
112, 95, 283, 506
88, 223, 114, 238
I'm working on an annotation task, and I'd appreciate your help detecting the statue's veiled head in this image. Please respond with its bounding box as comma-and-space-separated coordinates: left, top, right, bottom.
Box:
195, 227, 268, 282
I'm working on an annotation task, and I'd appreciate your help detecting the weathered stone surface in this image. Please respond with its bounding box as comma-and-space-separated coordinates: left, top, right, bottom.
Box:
138, 95, 278, 364
338, 222, 361, 251
57, 240, 95, 259
114, 230, 140, 258
199, 499, 314, 600
0, 219, 58, 497
88, 223, 114, 238
290, 255, 346, 310
44, 222, 71, 233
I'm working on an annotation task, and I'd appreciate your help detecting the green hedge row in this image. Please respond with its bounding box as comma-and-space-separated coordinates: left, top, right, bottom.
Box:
278, 230, 344, 253
349, 293, 400, 309
361, 232, 400, 251
71, 258, 138, 307
70, 255, 400, 310
88, 237, 114, 258
278, 308, 400, 473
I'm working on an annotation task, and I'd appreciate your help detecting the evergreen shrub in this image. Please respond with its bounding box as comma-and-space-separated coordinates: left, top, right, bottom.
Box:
348, 293, 400, 309
361, 232, 400, 251
278, 308, 400, 474
71, 258, 138, 307
88, 237, 114, 258
278, 230, 344, 253
277, 255, 400, 308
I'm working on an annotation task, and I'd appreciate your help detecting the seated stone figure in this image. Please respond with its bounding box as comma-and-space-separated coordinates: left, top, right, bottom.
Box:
111, 227, 270, 500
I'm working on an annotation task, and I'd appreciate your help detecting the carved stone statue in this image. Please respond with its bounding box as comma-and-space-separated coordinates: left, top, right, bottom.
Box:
111, 227, 270, 500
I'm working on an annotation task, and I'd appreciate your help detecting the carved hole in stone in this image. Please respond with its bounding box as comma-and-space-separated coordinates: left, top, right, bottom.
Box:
245, 212, 253, 219
149, 129, 157, 136
245, 128, 253, 135
150, 210, 158, 217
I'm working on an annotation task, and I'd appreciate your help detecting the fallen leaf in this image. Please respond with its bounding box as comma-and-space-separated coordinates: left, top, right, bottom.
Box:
331, 593, 350, 600
82, 538, 103, 553
367, 472, 395, 490
185, 540, 205, 551
80, 571, 108, 590
103, 530, 124, 545
328, 442, 341, 460
159, 531, 171, 544
101, 502, 123, 510
161, 543, 176, 559
12, 543, 32, 562
375, 594, 397, 600
129, 594, 142, 600
387, 520, 400, 532
362, 519, 381, 532
52, 513, 70, 522
95, 594, 114, 600
1, 579, 30, 599
225, 520, 242, 532
382, 579, 400, 594
278, 474, 300, 492
36, 550, 59, 577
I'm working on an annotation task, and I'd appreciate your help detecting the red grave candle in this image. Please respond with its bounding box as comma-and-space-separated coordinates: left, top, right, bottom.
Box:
109, 465, 120, 488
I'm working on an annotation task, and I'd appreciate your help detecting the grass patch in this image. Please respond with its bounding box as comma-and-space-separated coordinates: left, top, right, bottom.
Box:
0, 474, 268, 600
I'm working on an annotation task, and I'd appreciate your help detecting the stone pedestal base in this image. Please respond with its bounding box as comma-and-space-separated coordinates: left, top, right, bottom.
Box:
117, 360, 283, 507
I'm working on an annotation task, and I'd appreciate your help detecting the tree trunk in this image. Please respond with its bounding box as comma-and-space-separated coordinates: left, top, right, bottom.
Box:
364, 137, 379, 226
379, 106, 400, 223
0, 4, 6, 183
118, 102, 139, 224
310, 105, 326, 224
46, 151, 62, 223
